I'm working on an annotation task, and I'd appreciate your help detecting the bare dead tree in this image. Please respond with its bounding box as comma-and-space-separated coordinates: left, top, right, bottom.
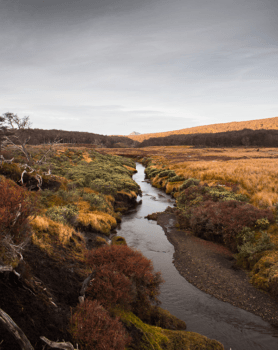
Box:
1, 113, 62, 189
1, 112, 33, 164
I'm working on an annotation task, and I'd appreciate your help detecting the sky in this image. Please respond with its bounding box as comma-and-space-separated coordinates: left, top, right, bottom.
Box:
0, 0, 277, 136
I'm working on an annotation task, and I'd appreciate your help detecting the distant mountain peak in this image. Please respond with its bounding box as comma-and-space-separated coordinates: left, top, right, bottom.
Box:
129, 131, 141, 135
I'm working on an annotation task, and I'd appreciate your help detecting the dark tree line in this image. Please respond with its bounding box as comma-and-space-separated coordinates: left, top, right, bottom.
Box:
4, 127, 138, 148
138, 129, 278, 148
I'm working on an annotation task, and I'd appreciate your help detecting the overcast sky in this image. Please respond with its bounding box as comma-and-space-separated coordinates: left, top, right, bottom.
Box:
0, 0, 277, 135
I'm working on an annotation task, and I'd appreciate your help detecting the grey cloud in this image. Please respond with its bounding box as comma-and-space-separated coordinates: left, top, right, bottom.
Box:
0, 0, 277, 135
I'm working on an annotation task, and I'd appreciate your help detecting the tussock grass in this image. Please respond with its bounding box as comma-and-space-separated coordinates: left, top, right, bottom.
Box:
30, 215, 86, 260
78, 211, 117, 235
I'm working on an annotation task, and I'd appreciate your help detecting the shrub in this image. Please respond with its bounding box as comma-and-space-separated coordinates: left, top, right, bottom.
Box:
145, 167, 163, 179
0, 178, 37, 244
45, 204, 79, 226
207, 186, 248, 202
237, 227, 274, 267
255, 218, 271, 230
111, 236, 127, 246
167, 175, 185, 183
82, 192, 112, 212
179, 178, 200, 191
189, 200, 274, 252
86, 245, 163, 317
158, 170, 176, 178
176, 185, 211, 212
86, 265, 133, 310
70, 300, 130, 350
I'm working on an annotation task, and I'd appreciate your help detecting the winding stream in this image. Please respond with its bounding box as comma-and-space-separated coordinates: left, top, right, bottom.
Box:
116, 163, 278, 350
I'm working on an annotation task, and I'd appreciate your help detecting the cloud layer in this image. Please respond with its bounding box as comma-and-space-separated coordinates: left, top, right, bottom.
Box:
1, 0, 277, 135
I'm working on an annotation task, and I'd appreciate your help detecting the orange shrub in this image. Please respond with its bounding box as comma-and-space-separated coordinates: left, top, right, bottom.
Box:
0, 179, 37, 243
86, 245, 163, 317
70, 300, 130, 350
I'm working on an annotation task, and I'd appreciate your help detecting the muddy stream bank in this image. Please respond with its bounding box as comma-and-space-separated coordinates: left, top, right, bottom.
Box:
116, 163, 278, 350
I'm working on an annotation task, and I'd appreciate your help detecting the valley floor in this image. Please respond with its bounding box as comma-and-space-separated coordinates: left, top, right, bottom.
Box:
157, 210, 278, 327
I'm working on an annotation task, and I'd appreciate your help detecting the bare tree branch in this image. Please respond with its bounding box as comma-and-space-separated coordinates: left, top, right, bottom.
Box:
40, 336, 77, 350
36, 138, 62, 165
0, 308, 34, 350
0, 155, 14, 165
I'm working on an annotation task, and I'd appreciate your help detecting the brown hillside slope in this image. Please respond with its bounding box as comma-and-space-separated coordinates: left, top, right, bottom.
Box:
127, 116, 278, 142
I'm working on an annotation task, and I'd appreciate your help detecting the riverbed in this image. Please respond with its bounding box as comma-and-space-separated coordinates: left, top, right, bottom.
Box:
116, 163, 278, 350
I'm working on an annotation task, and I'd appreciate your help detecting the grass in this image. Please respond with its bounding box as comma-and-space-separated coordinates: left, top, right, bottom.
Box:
100, 145, 278, 298
103, 146, 278, 208
115, 309, 224, 350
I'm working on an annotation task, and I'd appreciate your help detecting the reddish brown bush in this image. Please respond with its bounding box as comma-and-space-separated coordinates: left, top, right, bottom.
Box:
189, 200, 274, 252
86, 245, 163, 317
0, 178, 37, 243
86, 265, 132, 310
70, 300, 130, 350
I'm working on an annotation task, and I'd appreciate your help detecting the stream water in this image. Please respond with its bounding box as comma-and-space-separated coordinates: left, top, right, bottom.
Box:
116, 163, 278, 350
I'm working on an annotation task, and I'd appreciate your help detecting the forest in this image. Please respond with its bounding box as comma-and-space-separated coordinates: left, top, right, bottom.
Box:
138, 129, 278, 148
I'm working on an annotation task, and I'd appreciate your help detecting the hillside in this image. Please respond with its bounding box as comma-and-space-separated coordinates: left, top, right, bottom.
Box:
127, 116, 278, 142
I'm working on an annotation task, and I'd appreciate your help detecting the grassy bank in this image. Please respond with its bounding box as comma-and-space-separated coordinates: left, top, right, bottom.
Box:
0, 145, 224, 350
100, 146, 278, 300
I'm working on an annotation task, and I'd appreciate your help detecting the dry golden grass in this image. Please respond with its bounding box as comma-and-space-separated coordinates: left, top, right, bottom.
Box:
82, 152, 93, 163
101, 145, 278, 296
30, 215, 85, 259
117, 190, 138, 200
78, 211, 117, 235
101, 146, 278, 208
123, 165, 137, 173
126, 116, 278, 142
165, 181, 184, 194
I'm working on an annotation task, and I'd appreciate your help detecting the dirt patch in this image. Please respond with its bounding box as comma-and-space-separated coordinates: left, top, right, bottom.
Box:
157, 211, 278, 327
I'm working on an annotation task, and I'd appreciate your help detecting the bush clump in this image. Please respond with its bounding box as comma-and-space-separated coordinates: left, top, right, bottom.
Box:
82, 192, 112, 212
188, 200, 274, 252
145, 167, 163, 179
86, 245, 163, 318
70, 300, 131, 350
0, 178, 37, 244
168, 175, 185, 183
158, 170, 176, 178
179, 178, 200, 191
236, 227, 274, 267
45, 204, 79, 226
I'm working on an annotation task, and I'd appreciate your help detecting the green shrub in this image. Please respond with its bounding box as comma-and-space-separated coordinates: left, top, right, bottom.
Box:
45, 204, 79, 226
145, 167, 163, 179
179, 178, 200, 191
207, 186, 248, 202
158, 170, 176, 178
167, 175, 185, 183
255, 218, 271, 230
82, 192, 112, 212
237, 227, 274, 264
111, 236, 127, 246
